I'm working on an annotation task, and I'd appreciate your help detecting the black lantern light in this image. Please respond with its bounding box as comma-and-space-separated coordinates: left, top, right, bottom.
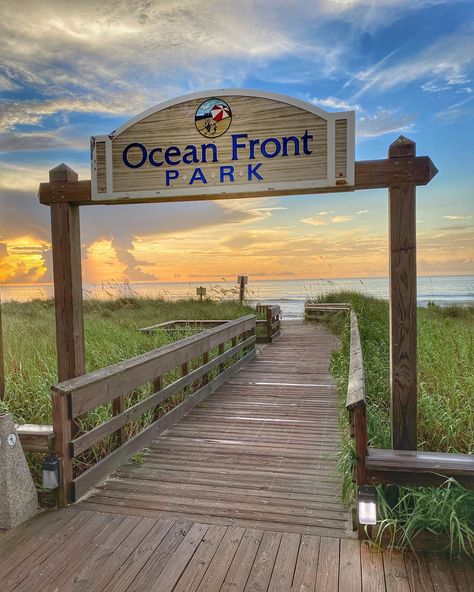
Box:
42, 454, 61, 490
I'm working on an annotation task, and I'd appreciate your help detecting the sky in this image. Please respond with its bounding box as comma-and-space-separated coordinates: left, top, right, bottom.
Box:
0, 0, 473, 285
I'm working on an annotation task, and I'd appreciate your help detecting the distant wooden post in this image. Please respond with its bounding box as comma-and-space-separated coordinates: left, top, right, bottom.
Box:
238, 276, 248, 303
388, 137, 417, 451
49, 164, 86, 384
0, 294, 5, 401
196, 286, 206, 302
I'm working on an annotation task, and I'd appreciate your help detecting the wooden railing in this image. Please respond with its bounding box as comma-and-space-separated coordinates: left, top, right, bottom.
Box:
141, 319, 228, 333
140, 304, 281, 345
306, 302, 474, 534
17, 424, 54, 453
52, 314, 256, 505
305, 302, 351, 319
256, 305, 281, 343
346, 310, 368, 486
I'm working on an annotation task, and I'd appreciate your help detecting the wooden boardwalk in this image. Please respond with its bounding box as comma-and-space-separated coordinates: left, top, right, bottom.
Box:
79, 322, 351, 538
1, 321, 472, 591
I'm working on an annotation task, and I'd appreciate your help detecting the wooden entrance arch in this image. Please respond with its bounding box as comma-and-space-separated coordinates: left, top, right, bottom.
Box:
38, 90, 438, 452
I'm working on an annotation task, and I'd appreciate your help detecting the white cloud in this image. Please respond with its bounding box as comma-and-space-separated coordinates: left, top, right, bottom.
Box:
357, 107, 414, 138
300, 216, 327, 226
331, 215, 353, 223
310, 96, 360, 111
436, 95, 474, 122
442, 215, 472, 220
301, 213, 354, 226
251, 207, 287, 212
349, 24, 474, 99
356, 210, 370, 215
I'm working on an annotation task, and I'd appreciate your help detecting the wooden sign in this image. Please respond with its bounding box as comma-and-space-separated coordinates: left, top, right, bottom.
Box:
91, 89, 355, 203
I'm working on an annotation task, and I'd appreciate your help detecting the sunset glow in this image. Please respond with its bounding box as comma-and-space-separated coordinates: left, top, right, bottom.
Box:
1, 1, 473, 286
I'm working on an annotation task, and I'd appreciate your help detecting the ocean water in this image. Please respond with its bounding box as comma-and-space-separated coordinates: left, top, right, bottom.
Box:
1, 276, 473, 319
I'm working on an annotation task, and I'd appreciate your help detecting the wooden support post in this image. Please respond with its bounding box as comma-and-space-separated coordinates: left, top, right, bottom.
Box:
218, 343, 225, 374
52, 390, 73, 507
388, 137, 417, 451
202, 351, 209, 384
152, 376, 163, 421
266, 307, 272, 343
0, 294, 4, 401
49, 165, 85, 384
112, 396, 125, 444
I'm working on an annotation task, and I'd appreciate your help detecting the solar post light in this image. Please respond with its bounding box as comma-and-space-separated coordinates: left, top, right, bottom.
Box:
42, 454, 61, 490
358, 485, 377, 525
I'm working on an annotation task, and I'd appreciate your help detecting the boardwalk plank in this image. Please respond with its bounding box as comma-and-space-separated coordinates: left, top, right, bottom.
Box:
2, 510, 94, 591
404, 553, 435, 592
315, 537, 340, 592
268, 532, 301, 591
196, 526, 245, 591
148, 522, 209, 592
426, 554, 459, 592
174, 525, 228, 592
125, 521, 191, 592
244, 530, 282, 592
339, 538, 362, 592
63, 516, 155, 592
221, 528, 263, 592
292, 534, 320, 592
360, 543, 385, 592
383, 550, 410, 592
101, 519, 175, 592
10, 512, 114, 592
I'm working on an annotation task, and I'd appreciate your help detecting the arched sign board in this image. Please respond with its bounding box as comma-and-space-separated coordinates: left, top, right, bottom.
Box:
91, 90, 355, 202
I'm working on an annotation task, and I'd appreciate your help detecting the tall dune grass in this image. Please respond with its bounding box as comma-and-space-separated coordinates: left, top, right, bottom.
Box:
310, 291, 474, 557
1, 297, 254, 425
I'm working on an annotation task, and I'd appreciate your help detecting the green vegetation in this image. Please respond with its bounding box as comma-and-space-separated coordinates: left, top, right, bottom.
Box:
310, 292, 474, 557
1, 296, 255, 487
1, 296, 254, 425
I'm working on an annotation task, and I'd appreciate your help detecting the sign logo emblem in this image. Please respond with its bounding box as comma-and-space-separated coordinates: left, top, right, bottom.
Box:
195, 98, 232, 138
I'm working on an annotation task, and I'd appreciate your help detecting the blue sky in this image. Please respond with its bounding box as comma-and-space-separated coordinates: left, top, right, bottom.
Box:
0, 0, 473, 283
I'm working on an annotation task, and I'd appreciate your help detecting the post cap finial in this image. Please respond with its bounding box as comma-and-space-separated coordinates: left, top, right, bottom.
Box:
49, 163, 78, 183
389, 136, 416, 158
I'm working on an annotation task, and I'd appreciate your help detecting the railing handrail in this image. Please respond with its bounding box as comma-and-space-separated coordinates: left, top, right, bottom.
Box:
53, 315, 255, 413
346, 310, 366, 411
305, 303, 368, 484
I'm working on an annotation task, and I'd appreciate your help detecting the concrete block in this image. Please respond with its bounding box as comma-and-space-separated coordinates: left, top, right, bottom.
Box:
0, 413, 38, 529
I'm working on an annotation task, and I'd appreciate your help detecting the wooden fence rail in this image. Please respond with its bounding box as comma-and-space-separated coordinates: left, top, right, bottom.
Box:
140, 304, 282, 344
306, 304, 474, 499
256, 304, 281, 343
52, 314, 256, 506
345, 310, 368, 487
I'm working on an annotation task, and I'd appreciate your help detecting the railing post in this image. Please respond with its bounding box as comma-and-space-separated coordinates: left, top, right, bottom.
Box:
112, 396, 125, 444
202, 351, 209, 384
266, 307, 272, 342
52, 389, 73, 507
388, 137, 417, 451
152, 376, 163, 421
218, 343, 225, 373
353, 405, 368, 485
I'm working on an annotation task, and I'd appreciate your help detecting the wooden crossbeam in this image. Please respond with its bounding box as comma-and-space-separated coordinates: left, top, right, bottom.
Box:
38, 156, 438, 206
